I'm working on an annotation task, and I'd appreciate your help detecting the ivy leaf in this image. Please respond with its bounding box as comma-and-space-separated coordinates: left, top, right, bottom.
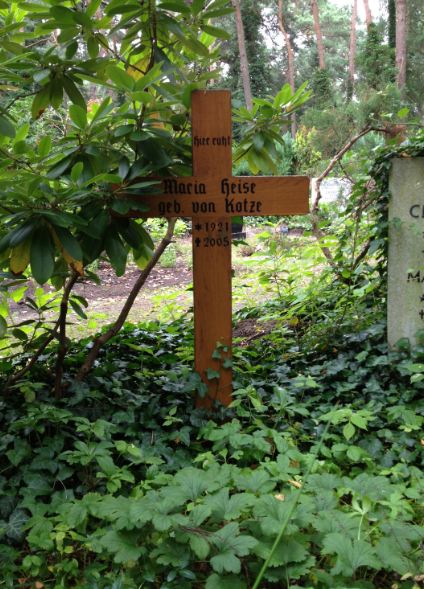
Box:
322, 533, 381, 576
343, 421, 355, 440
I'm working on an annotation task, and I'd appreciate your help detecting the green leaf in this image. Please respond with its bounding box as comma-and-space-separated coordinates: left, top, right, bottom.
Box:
38, 136, 52, 158
50, 5, 76, 24
200, 24, 230, 40
53, 226, 83, 262
0, 115, 15, 138
210, 551, 241, 574
343, 421, 355, 440
189, 534, 210, 559
322, 533, 381, 576
62, 76, 86, 108
31, 86, 50, 119
107, 65, 135, 91
46, 154, 74, 179
97, 530, 144, 563
104, 231, 127, 276
30, 227, 55, 284
69, 104, 87, 129
87, 35, 99, 58
206, 574, 247, 589
0, 316, 7, 338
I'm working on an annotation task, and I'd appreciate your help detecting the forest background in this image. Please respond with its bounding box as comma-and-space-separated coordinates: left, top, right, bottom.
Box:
0, 1, 423, 588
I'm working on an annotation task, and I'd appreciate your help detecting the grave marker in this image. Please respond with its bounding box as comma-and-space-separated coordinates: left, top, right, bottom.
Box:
124, 90, 309, 407
388, 157, 424, 346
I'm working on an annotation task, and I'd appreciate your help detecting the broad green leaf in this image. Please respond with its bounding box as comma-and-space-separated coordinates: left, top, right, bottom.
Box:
49, 78, 63, 109
107, 65, 135, 91
71, 161, 84, 183
104, 232, 127, 276
10, 240, 31, 275
0, 316, 6, 338
69, 104, 87, 129
322, 533, 381, 576
200, 24, 230, 40
0, 115, 15, 138
210, 551, 241, 574
9, 222, 36, 248
30, 227, 55, 284
189, 534, 210, 559
46, 155, 73, 179
38, 135, 52, 158
53, 226, 83, 262
87, 36, 99, 58
62, 76, 86, 108
31, 86, 50, 119
96, 530, 144, 563
343, 421, 355, 440
50, 5, 76, 24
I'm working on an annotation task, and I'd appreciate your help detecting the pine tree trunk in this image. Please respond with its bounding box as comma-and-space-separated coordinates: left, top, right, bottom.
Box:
232, 0, 253, 110
348, 0, 357, 99
388, 0, 396, 48
362, 0, 372, 28
395, 0, 407, 88
278, 0, 297, 136
311, 0, 325, 69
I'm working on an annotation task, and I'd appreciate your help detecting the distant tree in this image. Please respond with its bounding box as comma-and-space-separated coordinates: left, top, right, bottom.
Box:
363, 0, 373, 28
348, 0, 358, 100
395, 0, 407, 89
311, 0, 326, 69
278, 0, 297, 135
232, 0, 253, 109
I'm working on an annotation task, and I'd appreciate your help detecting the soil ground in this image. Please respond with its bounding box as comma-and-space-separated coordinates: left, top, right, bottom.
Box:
10, 227, 306, 340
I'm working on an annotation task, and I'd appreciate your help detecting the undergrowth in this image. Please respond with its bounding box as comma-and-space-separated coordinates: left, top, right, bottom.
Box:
1, 300, 423, 588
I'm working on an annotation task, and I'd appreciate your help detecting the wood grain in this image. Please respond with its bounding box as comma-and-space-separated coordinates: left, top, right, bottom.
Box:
192, 91, 233, 407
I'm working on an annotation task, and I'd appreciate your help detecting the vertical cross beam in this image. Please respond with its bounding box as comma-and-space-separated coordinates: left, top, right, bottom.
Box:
191, 91, 233, 407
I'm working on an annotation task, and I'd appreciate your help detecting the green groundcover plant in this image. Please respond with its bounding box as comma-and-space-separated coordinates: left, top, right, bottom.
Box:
0, 299, 423, 588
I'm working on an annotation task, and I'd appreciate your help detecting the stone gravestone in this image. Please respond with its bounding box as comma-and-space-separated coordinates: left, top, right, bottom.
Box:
124, 90, 309, 406
388, 157, 424, 346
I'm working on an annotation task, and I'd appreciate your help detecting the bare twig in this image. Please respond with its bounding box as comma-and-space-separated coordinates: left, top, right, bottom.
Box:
76, 218, 177, 381
310, 126, 389, 270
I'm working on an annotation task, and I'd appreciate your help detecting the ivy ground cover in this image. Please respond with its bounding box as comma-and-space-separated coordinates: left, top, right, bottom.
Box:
0, 313, 423, 588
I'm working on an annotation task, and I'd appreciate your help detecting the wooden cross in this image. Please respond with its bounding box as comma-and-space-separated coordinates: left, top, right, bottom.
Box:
126, 90, 309, 408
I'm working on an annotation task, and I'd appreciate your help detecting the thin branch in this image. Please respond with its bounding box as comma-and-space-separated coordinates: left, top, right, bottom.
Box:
312, 126, 388, 212
54, 271, 79, 398
4, 272, 79, 392
311, 126, 389, 270
76, 218, 177, 381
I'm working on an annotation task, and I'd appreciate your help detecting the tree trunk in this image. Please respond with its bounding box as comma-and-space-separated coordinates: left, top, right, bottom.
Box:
232, 0, 253, 110
278, 0, 297, 136
388, 0, 396, 49
395, 0, 407, 88
311, 0, 325, 69
362, 0, 372, 28
348, 0, 357, 99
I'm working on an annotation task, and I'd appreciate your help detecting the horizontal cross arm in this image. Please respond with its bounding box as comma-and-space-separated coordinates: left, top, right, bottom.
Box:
121, 176, 309, 218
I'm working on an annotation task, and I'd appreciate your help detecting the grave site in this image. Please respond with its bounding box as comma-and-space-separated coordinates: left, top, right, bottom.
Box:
0, 2, 423, 587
